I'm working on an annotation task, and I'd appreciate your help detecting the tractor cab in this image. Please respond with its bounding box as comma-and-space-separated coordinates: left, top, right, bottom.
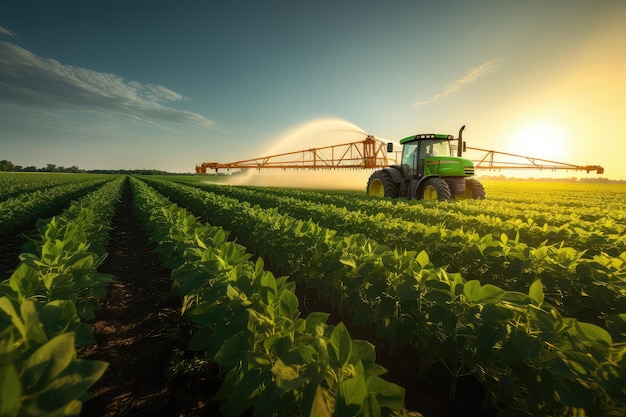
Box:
397, 134, 474, 179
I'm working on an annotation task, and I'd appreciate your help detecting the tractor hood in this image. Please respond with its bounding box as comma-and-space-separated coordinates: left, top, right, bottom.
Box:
424, 156, 475, 177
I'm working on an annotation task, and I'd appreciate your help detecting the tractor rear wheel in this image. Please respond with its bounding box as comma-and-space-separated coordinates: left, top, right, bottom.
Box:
367, 170, 399, 198
420, 178, 452, 202
461, 178, 486, 199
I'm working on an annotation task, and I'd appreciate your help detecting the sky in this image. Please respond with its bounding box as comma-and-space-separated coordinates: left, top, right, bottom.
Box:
1, 0, 625, 179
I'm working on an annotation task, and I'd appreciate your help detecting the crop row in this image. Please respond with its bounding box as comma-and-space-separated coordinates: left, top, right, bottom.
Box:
173, 180, 625, 257
0, 173, 109, 202
144, 178, 626, 331
142, 177, 626, 416
129, 177, 406, 417
0, 177, 124, 417
0, 176, 113, 236
230, 180, 626, 224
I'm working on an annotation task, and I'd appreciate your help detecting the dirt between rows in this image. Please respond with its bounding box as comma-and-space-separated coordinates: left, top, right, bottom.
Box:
78, 182, 491, 417
79, 183, 221, 416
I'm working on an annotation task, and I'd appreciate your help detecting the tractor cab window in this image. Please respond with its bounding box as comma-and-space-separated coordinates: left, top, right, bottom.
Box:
401, 142, 418, 175
420, 140, 452, 158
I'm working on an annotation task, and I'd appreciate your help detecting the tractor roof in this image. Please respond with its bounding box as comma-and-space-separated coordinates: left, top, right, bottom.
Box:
399, 133, 454, 144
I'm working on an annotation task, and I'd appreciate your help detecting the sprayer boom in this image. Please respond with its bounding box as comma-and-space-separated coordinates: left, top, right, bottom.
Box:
195, 130, 604, 176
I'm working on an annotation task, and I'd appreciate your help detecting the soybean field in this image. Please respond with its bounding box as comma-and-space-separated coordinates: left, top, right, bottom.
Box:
1, 172, 625, 417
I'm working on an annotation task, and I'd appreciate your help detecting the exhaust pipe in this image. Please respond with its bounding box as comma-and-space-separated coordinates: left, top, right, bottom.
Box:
457, 125, 465, 157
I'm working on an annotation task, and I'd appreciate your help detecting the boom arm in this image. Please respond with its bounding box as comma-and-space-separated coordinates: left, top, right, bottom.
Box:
196, 135, 391, 173
468, 147, 604, 174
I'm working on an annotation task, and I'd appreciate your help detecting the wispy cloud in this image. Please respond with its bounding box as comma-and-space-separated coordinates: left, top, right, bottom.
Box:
411, 59, 503, 107
0, 26, 17, 37
0, 41, 214, 127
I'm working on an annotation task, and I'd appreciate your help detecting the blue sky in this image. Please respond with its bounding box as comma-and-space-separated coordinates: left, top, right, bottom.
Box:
1, 1, 625, 178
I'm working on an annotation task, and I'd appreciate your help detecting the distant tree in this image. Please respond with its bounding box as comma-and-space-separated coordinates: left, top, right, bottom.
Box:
13, 165, 23, 172
0, 160, 15, 172
45, 163, 56, 172
22, 166, 37, 172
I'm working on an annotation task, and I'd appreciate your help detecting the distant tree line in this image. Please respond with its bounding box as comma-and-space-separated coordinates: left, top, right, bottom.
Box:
0, 160, 174, 175
0, 160, 80, 173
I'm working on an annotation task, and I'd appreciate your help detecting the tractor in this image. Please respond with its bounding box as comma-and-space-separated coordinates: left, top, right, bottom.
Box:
367, 126, 485, 201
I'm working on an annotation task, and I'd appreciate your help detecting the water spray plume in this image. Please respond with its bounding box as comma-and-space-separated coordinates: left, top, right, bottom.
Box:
266, 117, 368, 154
218, 118, 374, 190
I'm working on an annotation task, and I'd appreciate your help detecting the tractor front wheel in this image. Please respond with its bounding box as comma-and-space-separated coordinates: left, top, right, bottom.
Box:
367, 170, 399, 198
420, 178, 452, 202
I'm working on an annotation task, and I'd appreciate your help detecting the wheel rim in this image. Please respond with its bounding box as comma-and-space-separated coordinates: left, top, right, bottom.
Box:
368, 178, 385, 197
423, 184, 438, 200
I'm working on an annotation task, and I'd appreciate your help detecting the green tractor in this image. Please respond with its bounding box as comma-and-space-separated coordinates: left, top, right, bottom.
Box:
367, 126, 485, 201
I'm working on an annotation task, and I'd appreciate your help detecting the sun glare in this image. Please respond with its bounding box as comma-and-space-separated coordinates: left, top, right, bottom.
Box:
510, 122, 567, 162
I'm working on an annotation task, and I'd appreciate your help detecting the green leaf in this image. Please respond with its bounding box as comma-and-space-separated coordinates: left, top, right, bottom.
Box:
349, 340, 376, 369
74, 323, 95, 346
21, 332, 76, 393
479, 303, 515, 325
271, 358, 303, 390
463, 280, 481, 302
607, 313, 626, 340
307, 384, 335, 417
0, 297, 26, 338
304, 312, 330, 333
395, 278, 419, 302
424, 288, 451, 307
0, 364, 22, 417
529, 280, 544, 307
478, 284, 505, 303
227, 368, 265, 415
214, 332, 251, 367
23, 358, 108, 413
41, 241, 60, 265
8, 264, 40, 300
279, 289, 299, 321
463, 281, 505, 304
416, 251, 430, 268
360, 395, 382, 417
339, 254, 357, 269
283, 344, 317, 366
21, 300, 47, 350
500, 331, 542, 365
365, 375, 405, 411
573, 321, 613, 346
259, 271, 277, 306
329, 322, 352, 368
187, 326, 213, 351
474, 324, 508, 349
564, 351, 599, 376
338, 374, 367, 408
39, 300, 81, 339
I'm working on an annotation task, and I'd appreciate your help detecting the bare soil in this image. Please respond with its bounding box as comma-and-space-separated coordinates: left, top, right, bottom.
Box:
79, 183, 221, 417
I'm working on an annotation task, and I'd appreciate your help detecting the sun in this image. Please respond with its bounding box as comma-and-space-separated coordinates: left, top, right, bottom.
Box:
510, 122, 567, 162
